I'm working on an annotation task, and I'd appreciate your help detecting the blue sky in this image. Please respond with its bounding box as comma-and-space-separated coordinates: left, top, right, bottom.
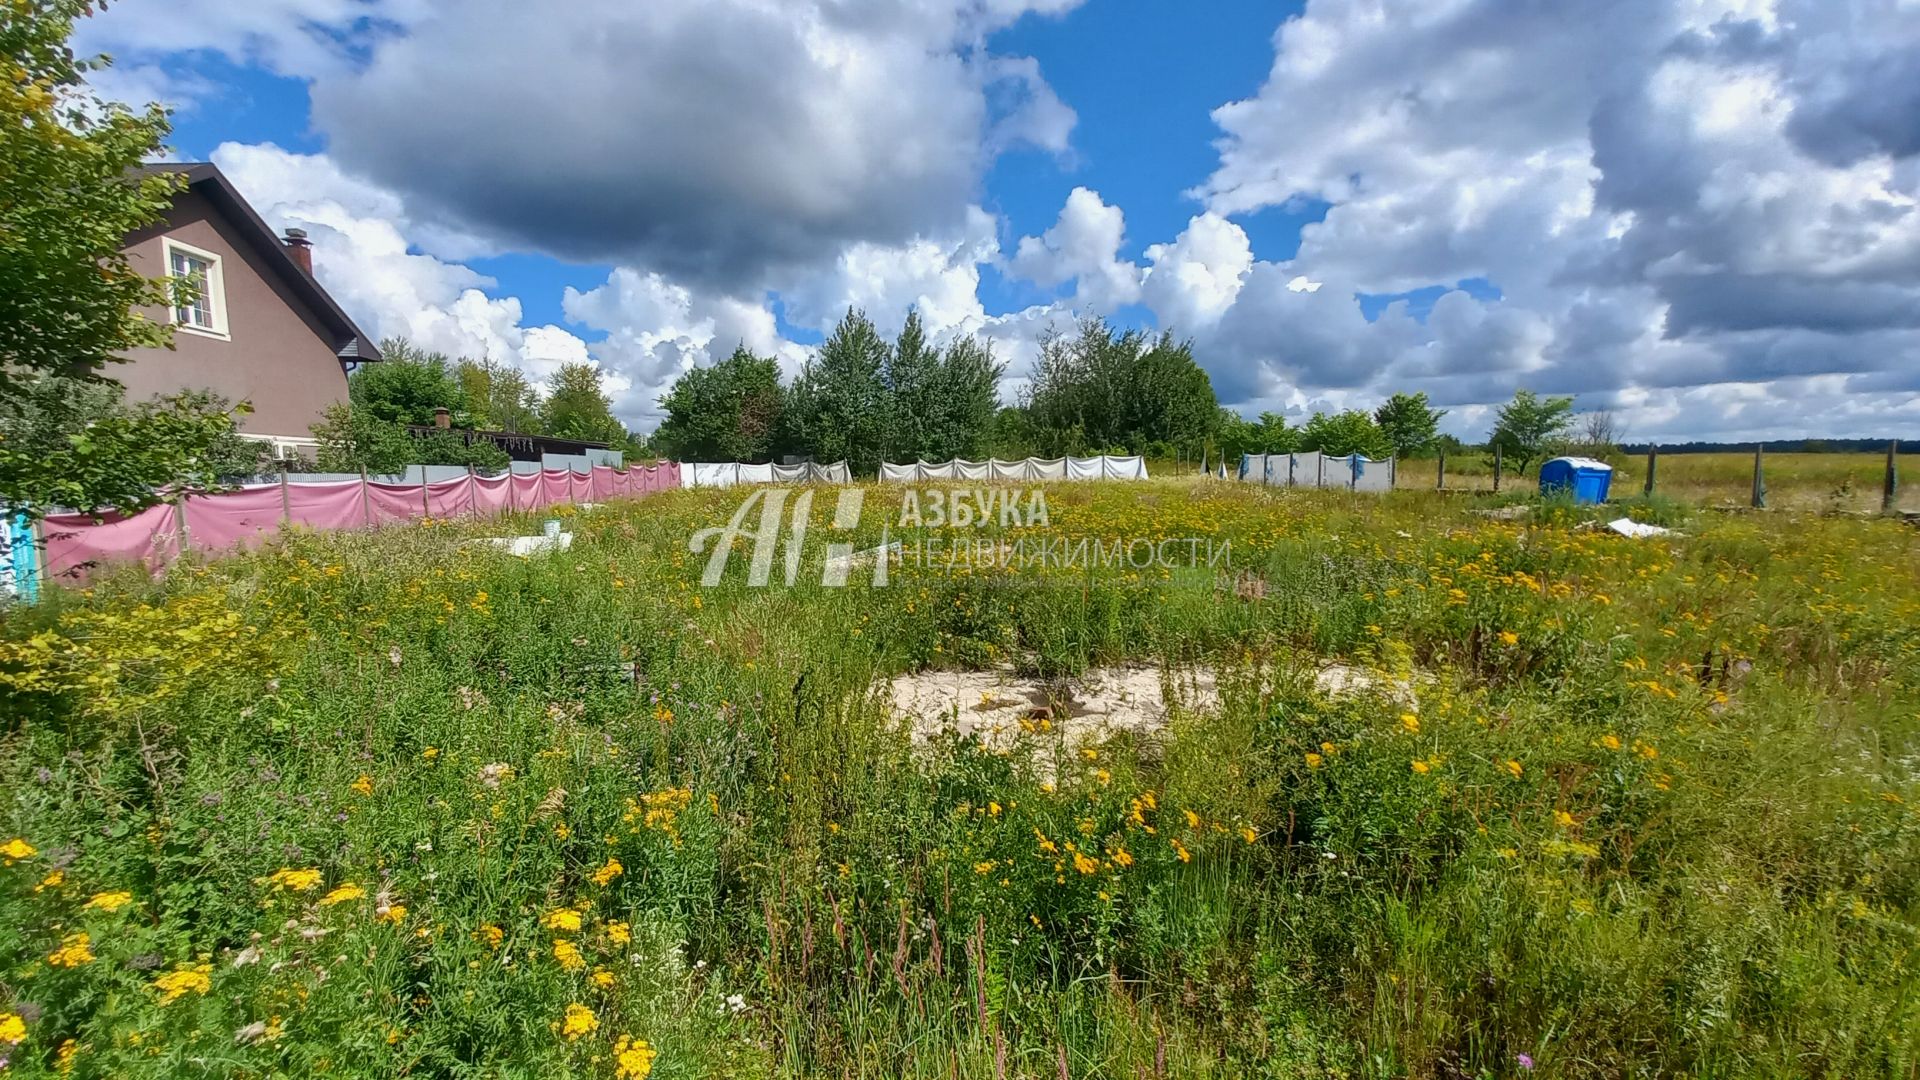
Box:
81, 0, 1920, 441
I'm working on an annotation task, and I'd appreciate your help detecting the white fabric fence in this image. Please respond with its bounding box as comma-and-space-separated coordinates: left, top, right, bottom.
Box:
879, 456, 1148, 482
1239, 452, 1396, 492
683, 461, 851, 488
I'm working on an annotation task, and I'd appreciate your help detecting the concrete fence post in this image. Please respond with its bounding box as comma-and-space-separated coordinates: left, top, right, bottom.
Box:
1644, 444, 1658, 497
1751, 444, 1767, 509
278, 470, 292, 527
1436, 450, 1446, 490
359, 468, 371, 527
1493, 444, 1503, 493
420, 467, 432, 518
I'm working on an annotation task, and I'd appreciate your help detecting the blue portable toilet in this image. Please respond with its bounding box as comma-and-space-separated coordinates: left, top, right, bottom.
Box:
1538, 456, 1613, 503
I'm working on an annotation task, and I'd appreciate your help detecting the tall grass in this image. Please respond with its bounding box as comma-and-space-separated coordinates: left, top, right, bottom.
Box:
1, 483, 1916, 1077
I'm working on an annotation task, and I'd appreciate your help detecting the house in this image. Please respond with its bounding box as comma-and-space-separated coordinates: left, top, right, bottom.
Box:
117, 163, 379, 458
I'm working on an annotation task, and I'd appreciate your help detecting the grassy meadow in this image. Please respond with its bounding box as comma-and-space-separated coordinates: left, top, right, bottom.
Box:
2, 480, 1918, 1078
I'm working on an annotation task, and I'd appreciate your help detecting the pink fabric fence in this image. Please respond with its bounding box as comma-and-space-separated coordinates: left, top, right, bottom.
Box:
37, 465, 680, 583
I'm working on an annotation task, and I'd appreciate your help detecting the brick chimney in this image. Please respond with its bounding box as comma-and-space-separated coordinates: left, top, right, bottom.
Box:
434, 407, 451, 430
282, 227, 313, 274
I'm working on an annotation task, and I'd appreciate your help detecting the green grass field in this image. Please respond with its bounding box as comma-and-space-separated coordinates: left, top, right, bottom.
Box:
2, 482, 1917, 1078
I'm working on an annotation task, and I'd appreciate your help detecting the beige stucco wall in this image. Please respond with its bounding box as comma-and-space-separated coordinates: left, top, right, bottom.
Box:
118, 189, 350, 440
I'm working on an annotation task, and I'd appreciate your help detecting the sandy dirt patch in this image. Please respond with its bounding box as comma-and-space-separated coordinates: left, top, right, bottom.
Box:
885, 662, 1388, 751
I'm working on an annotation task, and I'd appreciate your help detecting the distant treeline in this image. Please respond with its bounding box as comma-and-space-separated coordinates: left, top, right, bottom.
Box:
1620, 439, 1913, 454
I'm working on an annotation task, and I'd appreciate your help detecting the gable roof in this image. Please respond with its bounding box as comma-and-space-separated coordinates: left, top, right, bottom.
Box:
135, 162, 381, 363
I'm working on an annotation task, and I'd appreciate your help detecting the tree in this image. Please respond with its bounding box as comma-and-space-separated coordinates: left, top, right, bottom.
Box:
455, 357, 540, 433
350, 338, 464, 425
1577, 408, 1622, 453
1026, 318, 1218, 456
927, 335, 1003, 460
1489, 389, 1575, 474
0, 378, 257, 517
884, 312, 940, 460
310, 402, 508, 473
1300, 409, 1392, 458
541, 361, 629, 446
1374, 392, 1446, 456
0, 1, 250, 518
651, 346, 786, 461
785, 309, 891, 471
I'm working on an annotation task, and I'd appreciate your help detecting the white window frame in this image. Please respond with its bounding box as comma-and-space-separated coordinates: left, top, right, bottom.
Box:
162, 238, 230, 340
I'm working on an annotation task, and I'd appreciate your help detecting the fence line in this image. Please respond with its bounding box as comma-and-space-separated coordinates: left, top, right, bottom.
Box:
1237, 452, 1395, 491
26, 462, 681, 588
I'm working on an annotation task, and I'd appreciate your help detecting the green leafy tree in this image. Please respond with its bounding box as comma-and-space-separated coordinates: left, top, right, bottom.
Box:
928, 336, 1003, 460
651, 346, 786, 461
310, 402, 509, 474
1300, 409, 1392, 458
0, 377, 256, 516
350, 338, 464, 425
1026, 319, 1219, 456
0, 1, 254, 517
1488, 389, 1576, 474
883, 312, 940, 460
1374, 391, 1446, 456
982, 406, 1034, 459
455, 357, 540, 433
786, 310, 891, 471
541, 361, 629, 445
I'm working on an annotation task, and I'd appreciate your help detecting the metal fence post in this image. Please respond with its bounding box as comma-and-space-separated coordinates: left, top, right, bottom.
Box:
1493, 444, 1502, 492
1751, 444, 1766, 509
1644, 444, 1658, 497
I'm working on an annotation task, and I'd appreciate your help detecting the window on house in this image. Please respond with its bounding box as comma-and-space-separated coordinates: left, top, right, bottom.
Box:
163, 240, 227, 337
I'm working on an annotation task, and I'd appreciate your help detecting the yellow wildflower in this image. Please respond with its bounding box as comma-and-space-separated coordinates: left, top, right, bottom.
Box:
1171, 839, 1192, 863
1072, 851, 1099, 875
1109, 846, 1134, 868
152, 962, 213, 1004
350, 774, 374, 796
47, 932, 95, 967
1503, 759, 1523, 778
559, 1002, 598, 1040
1304, 752, 1324, 768
1399, 713, 1420, 734
421, 746, 440, 761
1183, 809, 1201, 829
543, 909, 583, 933
1599, 734, 1623, 751
553, 939, 586, 971
0, 1011, 26, 1045
1554, 810, 1576, 828
1411, 759, 1431, 774
319, 884, 366, 906
591, 858, 624, 887
973, 861, 996, 875
1, 838, 36, 863
379, 904, 408, 925
476, 924, 505, 949
613, 1034, 658, 1078
84, 891, 134, 913
1498, 631, 1519, 646
590, 968, 615, 989
1240, 826, 1258, 844
264, 867, 323, 892
604, 921, 632, 946
35, 870, 64, 892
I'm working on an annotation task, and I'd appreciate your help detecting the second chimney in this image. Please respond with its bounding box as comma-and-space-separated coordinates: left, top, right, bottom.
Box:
282, 227, 313, 274
434, 407, 451, 430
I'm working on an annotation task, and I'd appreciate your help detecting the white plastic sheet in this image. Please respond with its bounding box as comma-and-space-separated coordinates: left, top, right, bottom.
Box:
878, 455, 1145, 482
683, 461, 849, 487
